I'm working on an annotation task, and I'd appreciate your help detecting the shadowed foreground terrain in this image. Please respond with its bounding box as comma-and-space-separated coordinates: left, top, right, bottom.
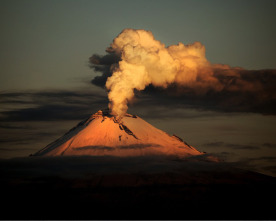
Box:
0, 156, 275, 219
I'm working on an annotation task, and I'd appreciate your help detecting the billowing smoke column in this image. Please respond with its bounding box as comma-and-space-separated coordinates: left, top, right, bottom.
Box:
90, 29, 276, 117
105, 29, 222, 118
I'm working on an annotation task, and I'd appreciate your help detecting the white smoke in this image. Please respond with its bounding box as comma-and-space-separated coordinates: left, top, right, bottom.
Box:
88, 28, 276, 118
105, 29, 222, 118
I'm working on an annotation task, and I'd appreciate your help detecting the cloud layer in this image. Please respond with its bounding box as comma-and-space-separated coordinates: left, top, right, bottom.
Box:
90, 29, 276, 116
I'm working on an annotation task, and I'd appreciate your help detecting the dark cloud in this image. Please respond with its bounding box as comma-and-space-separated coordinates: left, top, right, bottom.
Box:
202, 142, 225, 147
202, 141, 260, 150
1, 88, 230, 124
1, 90, 108, 106
224, 143, 260, 150
0, 126, 60, 150
0, 146, 34, 151
262, 143, 276, 148
0, 90, 108, 122
1, 88, 274, 177
89, 53, 120, 87
139, 69, 276, 115
233, 155, 276, 177
0, 137, 32, 144
0, 124, 28, 129
1, 104, 91, 121
249, 156, 276, 162
89, 50, 276, 115
261, 165, 276, 175
0, 90, 109, 156
220, 152, 233, 156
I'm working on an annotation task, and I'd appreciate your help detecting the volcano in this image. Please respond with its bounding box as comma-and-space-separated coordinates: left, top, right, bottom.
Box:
2, 110, 276, 220
34, 109, 202, 157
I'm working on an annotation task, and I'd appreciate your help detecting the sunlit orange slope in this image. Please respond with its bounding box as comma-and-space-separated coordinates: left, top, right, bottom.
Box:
34, 110, 203, 157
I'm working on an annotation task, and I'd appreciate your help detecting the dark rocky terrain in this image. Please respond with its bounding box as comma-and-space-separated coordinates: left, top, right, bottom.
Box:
0, 156, 275, 219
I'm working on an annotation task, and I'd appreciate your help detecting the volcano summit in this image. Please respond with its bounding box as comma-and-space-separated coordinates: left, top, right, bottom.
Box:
34, 109, 202, 157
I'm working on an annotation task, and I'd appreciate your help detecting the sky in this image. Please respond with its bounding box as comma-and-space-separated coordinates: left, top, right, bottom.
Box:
0, 0, 276, 176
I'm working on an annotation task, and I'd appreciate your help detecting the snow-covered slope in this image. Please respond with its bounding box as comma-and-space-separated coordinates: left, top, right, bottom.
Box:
34, 110, 203, 157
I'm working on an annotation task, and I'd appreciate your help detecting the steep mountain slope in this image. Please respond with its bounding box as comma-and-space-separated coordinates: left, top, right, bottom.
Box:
34, 110, 202, 157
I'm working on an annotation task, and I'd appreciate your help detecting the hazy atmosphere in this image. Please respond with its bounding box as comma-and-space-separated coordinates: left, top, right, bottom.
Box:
1, 0, 276, 176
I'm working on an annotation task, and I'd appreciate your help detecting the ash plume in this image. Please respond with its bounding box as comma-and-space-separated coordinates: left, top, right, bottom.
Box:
90, 29, 276, 117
